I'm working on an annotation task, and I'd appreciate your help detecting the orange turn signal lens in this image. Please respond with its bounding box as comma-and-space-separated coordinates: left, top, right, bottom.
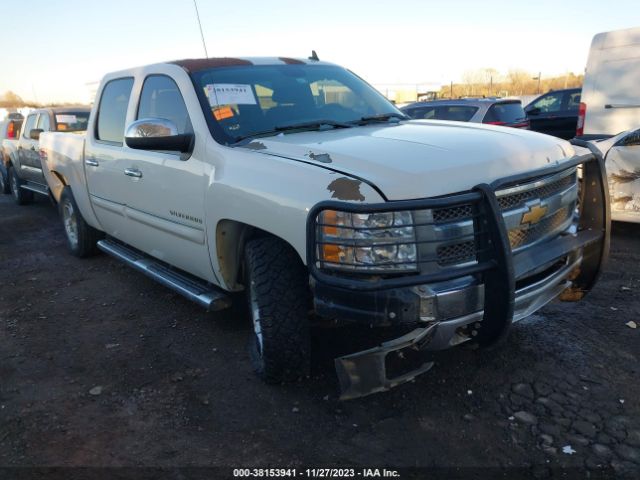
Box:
321, 210, 338, 236
321, 244, 342, 263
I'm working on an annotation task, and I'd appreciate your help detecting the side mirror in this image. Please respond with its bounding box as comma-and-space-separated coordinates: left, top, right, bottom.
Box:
29, 128, 44, 140
124, 118, 194, 154
527, 107, 541, 116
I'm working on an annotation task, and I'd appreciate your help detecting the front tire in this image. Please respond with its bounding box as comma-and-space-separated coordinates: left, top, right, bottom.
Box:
244, 237, 311, 383
59, 187, 103, 258
9, 167, 33, 205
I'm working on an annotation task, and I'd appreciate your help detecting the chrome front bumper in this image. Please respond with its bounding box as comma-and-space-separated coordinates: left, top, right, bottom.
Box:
425, 251, 582, 351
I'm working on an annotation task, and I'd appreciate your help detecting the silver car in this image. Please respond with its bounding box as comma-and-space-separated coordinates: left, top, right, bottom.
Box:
401, 98, 530, 129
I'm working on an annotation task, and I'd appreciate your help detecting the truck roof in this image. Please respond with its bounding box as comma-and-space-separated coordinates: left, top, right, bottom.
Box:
170, 57, 335, 72
30, 106, 91, 114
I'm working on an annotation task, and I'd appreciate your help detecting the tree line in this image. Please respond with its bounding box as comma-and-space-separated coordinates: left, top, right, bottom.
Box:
0, 91, 84, 108
438, 68, 583, 99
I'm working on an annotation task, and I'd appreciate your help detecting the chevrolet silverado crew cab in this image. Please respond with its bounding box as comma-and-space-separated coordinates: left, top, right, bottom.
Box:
39, 57, 610, 399
6, 107, 89, 204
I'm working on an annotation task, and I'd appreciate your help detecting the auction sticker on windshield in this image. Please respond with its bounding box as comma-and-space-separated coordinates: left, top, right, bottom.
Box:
56, 114, 77, 124
206, 84, 256, 106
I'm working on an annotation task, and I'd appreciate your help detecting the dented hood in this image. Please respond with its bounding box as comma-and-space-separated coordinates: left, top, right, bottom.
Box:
241, 120, 577, 200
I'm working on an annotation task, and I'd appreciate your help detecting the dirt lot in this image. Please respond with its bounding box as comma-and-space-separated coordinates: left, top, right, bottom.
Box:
0, 194, 639, 478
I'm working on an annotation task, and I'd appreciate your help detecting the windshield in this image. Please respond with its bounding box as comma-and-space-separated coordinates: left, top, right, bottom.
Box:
55, 112, 90, 132
191, 64, 402, 144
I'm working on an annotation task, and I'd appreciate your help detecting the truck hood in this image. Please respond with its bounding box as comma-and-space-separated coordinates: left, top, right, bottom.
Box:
240, 120, 576, 201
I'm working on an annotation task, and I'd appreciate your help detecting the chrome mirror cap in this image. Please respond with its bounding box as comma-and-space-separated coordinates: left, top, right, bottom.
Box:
125, 118, 179, 138
124, 118, 194, 155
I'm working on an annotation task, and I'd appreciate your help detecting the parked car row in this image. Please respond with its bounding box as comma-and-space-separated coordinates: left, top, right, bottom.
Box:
0, 107, 90, 203
0, 113, 23, 193
401, 98, 530, 129
400, 89, 581, 140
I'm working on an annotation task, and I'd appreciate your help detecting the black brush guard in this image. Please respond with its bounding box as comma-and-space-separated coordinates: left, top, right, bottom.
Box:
306, 148, 610, 400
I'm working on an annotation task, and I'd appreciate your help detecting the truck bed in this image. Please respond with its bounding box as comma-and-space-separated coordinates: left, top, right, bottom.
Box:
39, 131, 86, 204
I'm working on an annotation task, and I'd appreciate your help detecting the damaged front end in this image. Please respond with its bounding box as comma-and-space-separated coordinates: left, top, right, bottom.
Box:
307, 147, 610, 400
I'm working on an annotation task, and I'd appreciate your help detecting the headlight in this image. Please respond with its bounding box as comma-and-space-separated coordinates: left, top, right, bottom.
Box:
316, 209, 418, 272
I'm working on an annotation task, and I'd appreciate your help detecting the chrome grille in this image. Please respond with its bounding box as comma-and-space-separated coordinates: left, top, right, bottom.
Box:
432, 204, 474, 223
508, 206, 573, 249
436, 241, 476, 266
428, 168, 578, 269
497, 172, 577, 210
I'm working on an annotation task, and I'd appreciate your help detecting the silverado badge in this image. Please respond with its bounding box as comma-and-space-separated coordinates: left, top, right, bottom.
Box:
521, 203, 548, 226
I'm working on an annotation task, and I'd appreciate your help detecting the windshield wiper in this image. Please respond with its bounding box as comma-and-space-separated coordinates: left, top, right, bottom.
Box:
354, 112, 409, 125
232, 120, 352, 144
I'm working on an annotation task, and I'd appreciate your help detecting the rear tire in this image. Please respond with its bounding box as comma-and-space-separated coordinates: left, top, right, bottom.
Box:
9, 167, 33, 205
59, 186, 103, 258
0, 167, 10, 194
244, 237, 311, 383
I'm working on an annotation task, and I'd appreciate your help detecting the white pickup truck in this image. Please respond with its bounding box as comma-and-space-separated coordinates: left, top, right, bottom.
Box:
39, 56, 610, 399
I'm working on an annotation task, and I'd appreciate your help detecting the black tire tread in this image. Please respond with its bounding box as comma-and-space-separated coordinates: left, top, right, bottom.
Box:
59, 187, 103, 258
245, 237, 311, 383
9, 167, 34, 205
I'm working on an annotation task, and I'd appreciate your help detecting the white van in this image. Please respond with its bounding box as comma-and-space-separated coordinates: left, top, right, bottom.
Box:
578, 27, 640, 139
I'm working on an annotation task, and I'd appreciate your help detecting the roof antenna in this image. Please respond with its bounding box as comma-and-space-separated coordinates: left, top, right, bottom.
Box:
309, 50, 319, 61
193, 0, 209, 59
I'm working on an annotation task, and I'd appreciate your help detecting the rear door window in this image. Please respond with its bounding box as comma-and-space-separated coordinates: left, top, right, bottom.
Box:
96, 78, 134, 144
406, 107, 437, 119
435, 106, 478, 122
36, 113, 50, 132
484, 103, 526, 124
22, 114, 37, 139
566, 92, 581, 112
529, 92, 563, 113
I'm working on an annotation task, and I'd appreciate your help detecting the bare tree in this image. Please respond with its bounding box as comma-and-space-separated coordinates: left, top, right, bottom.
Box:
0, 91, 25, 107
507, 70, 531, 96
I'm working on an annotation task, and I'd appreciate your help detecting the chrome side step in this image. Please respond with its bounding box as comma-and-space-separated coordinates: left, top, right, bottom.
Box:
21, 182, 49, 196
97, 238, 231, 311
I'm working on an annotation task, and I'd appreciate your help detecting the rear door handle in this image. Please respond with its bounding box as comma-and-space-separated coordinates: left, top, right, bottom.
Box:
85, 158, 99, 167
124, 168, 142, 178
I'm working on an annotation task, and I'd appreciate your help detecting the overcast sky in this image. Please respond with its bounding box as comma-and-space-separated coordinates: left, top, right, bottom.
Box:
0, 0, 637, 103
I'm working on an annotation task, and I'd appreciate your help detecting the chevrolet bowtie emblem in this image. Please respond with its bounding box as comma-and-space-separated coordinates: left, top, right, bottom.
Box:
521, 203, 548, 225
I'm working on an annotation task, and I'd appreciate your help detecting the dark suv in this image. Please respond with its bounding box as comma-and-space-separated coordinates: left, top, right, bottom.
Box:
401, 98, 529, 129
525, 88, 581, 139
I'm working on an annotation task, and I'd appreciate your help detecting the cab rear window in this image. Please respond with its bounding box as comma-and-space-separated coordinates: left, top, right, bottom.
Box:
55, 112, 90, 132
483, 103, 526, 124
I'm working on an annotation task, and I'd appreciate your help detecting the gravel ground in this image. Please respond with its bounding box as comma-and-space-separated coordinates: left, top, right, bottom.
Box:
0, 194, 639, 479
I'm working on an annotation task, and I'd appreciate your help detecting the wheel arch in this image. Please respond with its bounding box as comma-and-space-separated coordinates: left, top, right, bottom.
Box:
215, 219, 301, 291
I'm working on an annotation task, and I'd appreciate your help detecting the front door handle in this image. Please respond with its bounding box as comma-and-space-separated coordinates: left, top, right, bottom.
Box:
30, 146, 36, 151
124, 168, 142, 178
85, 158, 99, 167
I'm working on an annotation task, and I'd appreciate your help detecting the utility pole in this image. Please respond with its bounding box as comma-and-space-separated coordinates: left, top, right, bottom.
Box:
532, 72, 541, 94
450, 81, 453, 99
489, 74, 493, 97
537, 72, 541, 94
